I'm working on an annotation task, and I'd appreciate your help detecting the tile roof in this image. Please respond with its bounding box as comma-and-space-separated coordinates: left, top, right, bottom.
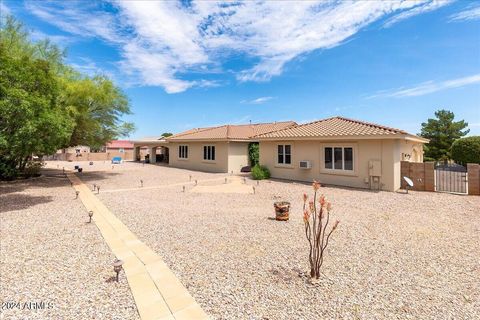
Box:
167, 121, 297, 141
106, 140, 134, 148
255, 117, 415, 139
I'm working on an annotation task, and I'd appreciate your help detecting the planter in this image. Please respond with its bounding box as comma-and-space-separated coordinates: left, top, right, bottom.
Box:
274, 201, 290, 221
74, 165, 79, 170
77, 168, 83, 173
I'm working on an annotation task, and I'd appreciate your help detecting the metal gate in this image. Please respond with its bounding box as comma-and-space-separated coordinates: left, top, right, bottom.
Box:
434, 163, 468, 194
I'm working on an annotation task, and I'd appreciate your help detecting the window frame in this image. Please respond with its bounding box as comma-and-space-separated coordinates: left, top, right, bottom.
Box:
321, 144, 357, 175
178, 145, 189, 160
276, 143, 293, 167
203, 145, 216, 162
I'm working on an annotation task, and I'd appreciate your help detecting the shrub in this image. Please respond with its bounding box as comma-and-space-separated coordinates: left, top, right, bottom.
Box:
251, 164, 270, 180
302, 181, 339, 282
451, 136, 480, 165
23, 161, 44, 178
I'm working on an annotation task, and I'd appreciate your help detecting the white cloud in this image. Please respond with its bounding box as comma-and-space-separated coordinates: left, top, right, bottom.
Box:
383, 0, 454, 28
1, 2, 10, 16
29, 30, 74, 46
241, 96, 274, 104
27, 0, 454, 93
449, 4, 480, 22
367, 74, 480, 98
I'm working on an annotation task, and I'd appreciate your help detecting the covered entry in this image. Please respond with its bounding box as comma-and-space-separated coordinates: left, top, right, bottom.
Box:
132, 137, 169, 164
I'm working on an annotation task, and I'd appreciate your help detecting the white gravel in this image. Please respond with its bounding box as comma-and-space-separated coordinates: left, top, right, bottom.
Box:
43, 161, 480, 319
0, 173, 139, 320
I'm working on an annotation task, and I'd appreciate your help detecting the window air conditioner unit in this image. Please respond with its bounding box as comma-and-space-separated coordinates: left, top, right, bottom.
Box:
299, 160, 312, 169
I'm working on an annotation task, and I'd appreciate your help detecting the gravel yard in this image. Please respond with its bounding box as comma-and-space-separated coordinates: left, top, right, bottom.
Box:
8, 161, 480, 320
89, 161, 479, 320
0, 173, 139, 320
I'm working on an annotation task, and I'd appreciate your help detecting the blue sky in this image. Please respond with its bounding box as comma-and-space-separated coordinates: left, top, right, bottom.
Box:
2, 0, 479, 138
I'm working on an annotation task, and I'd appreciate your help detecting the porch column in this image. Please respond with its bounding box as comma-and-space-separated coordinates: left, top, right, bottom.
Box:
134, 146, 141, 161
149, 147, 157, 163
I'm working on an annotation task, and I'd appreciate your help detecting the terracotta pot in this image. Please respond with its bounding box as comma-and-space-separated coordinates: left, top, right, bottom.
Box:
274, 201, 290, 221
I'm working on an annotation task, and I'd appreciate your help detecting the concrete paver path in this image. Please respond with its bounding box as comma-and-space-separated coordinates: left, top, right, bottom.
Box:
67, 173, 209, 320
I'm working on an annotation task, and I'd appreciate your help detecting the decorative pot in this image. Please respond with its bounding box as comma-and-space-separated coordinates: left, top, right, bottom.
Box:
274, 201, 290, 221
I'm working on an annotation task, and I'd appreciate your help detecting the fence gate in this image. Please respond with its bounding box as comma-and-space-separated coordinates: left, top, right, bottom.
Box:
434, 163, 468, 194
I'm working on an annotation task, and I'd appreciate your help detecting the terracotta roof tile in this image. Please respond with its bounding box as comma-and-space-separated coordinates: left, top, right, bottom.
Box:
168, 121, 297, 141
255, 117, 410, 139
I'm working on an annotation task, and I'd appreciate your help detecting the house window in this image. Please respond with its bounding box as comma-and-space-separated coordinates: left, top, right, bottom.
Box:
178, 145, 188, 159
119, 148, 125, 153
324, 147, 354, 171
277, 144, 292, 165
203, 145, 215, 161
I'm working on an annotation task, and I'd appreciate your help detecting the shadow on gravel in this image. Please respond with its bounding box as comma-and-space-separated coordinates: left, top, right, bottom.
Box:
0, 193, 53, 213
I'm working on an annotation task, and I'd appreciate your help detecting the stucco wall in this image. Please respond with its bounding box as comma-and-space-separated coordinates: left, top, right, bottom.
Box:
259, 139, 402, 191
168, 141, 229, 173
399, 140, 424, 163
228, 142, 249, 173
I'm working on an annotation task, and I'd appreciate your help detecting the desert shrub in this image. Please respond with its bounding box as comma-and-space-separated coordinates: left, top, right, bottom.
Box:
22, 161, 44, 178
451, 136, 480, 165
251, 164, 270, 180
302, 181, 339, 282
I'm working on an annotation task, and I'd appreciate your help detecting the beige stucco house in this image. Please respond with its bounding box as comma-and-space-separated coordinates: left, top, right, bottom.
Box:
165, 122, 296, 173
255, 117, 428, 191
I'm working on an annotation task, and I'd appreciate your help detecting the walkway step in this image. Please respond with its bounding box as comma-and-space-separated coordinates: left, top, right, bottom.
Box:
67, 173, 209, 320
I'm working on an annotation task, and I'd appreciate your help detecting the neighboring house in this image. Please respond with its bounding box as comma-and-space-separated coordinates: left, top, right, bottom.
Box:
255, 117, 428, 191
165, 122, 297, 173
57, 145, 90, 155
105, 140, 134, 153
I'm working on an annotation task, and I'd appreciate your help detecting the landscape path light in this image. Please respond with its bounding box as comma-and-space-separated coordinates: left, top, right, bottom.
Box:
88, 210, 93, 223
189, 175, 192, 181
243, 177, 246, 184
140, 180, 143, 187
97, 186, 100, 194
225, 177, 227, 184
93, 184, 96, 191
113, 259, 124, 282
253, 186, 256, 194
257, 180, 259, 186
183, 185, 186, 192
75, 191, 79, 199
195, 180, 198, 185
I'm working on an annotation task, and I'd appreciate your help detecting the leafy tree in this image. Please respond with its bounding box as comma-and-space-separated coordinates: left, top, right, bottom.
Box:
451, 136, 480, 165
248, 142, 259, 166
0, 16, 135, 179
420, 110, 469, 161
0, 42, 73, 179
161, 132, 173, 137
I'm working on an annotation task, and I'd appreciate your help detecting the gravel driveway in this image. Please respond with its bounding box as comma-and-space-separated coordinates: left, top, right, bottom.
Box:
60, 161, 479, 320
0, 173, 139, 320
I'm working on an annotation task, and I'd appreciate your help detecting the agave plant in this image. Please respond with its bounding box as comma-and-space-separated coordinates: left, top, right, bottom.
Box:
302, 181, 339, 281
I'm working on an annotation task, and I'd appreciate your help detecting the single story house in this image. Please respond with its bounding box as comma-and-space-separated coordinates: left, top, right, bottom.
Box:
165, 121, 297, 173
255, 117, 428, 191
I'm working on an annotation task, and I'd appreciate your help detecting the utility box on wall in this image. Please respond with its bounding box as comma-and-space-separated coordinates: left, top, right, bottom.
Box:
369, 160, 382, 177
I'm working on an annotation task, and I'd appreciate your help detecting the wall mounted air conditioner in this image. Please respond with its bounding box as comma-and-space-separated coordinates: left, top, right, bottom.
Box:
299, 160, 312, 169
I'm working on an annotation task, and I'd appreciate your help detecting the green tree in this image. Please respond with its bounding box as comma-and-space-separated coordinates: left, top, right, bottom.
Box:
0, 16, 135, 179
161, 132, 173, 137
420, 110, 469, 161
451, 136, 480, 165
0, 42, 73, 179
248, 142, 259, 166
60, 74, 135, 149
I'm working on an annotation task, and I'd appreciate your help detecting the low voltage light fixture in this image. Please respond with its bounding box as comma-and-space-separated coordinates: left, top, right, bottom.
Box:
88, 210, 93, 223
113, 259, 124, 282
75, 191, 79, 199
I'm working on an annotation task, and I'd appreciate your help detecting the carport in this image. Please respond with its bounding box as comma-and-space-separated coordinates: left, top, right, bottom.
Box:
131, 137, 169, 164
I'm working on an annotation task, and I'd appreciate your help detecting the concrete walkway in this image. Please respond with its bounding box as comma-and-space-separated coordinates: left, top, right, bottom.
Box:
68, 173, 209, 320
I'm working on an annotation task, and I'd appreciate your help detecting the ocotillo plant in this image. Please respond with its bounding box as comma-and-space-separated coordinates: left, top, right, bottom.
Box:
302, 181, 339, 281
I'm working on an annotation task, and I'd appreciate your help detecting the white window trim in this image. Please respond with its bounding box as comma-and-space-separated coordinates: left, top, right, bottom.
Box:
178, 145, 189, 160
320, 143, 357, 176
275, 143, 294, 168
202, 145, 216, 163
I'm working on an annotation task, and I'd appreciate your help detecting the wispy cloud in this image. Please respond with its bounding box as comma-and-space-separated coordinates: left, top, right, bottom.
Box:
27, 0, 453, 93
367, 74, 480, 98
29, 30, 75, 46
383, 0, 454, 28
449, 4, 480, 22
0, 2, 10, 16
241, 96, 274, 105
